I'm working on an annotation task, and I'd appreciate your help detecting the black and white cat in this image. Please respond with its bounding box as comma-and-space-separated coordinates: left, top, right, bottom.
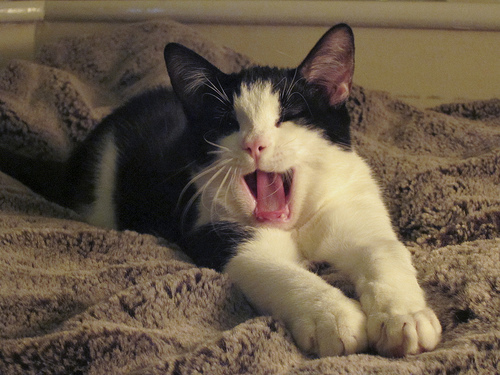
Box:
2, 24, 441, 357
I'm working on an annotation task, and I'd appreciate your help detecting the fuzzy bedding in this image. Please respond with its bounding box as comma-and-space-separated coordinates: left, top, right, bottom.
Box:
0, 20, 499, 374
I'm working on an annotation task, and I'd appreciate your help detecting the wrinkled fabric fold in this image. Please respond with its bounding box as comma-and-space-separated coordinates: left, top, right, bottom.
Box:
0, 19, 499, 375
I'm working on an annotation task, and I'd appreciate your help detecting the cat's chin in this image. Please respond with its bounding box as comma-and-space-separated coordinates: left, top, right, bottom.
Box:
242, 168, 294, 226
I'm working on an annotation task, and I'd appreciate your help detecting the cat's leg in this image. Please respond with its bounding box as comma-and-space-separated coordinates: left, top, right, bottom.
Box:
354, 240, 442, 357
311, 212, 441, 357
224, 227, 368, 357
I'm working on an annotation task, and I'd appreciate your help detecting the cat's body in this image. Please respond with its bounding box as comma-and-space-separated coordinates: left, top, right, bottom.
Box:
0, 24, 441, 357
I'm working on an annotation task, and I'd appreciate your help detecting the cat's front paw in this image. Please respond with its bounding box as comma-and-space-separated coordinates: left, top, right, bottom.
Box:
367, 308, 441, 357
290, 296, 368, 357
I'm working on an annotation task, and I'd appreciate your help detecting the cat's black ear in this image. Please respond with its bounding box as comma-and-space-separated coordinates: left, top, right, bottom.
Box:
164, 43, 225, 109
298, 24, 354, 106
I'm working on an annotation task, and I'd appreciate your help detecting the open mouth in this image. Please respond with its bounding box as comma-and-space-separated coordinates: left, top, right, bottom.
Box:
243, 169, 293, 223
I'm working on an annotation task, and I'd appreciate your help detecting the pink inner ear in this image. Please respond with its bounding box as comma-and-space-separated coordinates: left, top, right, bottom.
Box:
327, 78, 351, 106
299, 25, 354, 106
304, 60, 353, 106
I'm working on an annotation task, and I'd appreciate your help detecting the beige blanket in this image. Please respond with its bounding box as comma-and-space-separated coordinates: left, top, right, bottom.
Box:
0, 20, 499, 374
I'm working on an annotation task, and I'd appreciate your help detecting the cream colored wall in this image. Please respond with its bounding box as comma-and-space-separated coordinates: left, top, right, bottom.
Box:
1, 19, 499, 108
191, 24, 500, 107
0, 23, 38, 64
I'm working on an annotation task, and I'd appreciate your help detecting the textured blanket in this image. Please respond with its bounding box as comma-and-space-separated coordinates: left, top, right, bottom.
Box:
0, 20, 499, 374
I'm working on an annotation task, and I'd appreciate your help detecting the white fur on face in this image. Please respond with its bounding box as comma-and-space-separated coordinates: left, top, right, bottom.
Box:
194, 80, 359, 231
233, 82, 281, 153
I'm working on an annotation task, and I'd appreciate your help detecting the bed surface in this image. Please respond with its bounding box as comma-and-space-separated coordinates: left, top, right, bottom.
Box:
0, 20, 499, 374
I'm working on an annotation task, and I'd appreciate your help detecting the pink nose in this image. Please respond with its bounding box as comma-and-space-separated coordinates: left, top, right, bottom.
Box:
243, 139, 267, 160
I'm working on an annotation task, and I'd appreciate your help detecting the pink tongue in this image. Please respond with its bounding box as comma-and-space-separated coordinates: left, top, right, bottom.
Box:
255, 171, 288, 222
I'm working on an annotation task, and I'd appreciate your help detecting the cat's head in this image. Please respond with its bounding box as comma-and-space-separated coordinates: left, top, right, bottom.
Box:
164, 24, 355, 230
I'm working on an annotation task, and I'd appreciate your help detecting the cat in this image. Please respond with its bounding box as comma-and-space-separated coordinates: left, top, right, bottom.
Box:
0, 24, 441, 358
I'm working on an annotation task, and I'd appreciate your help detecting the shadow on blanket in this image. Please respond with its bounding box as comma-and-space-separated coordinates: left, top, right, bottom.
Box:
0, 20, 499, 374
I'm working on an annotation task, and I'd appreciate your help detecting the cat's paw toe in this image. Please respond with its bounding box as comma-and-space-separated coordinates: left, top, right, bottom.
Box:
367, 308, 441, 357
317, 311, 368, 357
292, 299, 368, 357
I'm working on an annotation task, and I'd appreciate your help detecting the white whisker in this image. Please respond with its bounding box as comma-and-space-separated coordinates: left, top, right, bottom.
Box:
277, 137, 297, 151
289, 91, 312, 117
204, 92, 228, 106
273, 76, 288, 93
198, 165, 228, 211
267, 184, 282, 198
181, 164, 228, 224
210, 166, 233, 222
231, 168, 240, 193
286, 69, 304, 100
203, 77, 230, 106
177, 159, 231, 211
207, 150, 226, 156
204, 138, 231, 152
